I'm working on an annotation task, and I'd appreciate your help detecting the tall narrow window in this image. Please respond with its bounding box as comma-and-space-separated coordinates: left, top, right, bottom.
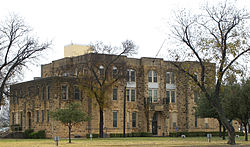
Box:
113, 111, 118, 128
74, 86, 80, 100
148, 71, 152, 82
148, 71, 157, 82
131, 70, 135, 82
127, 69, 136, 82
47, 110, 49, 122
148, 90, 152, 103
166, 91, 170, 103
36, 110, 39, 122
42, 110, 44, 123
20, 112, 23, 127
99, 65, 104, 75
61, 85, 68, 100
113, 88, 117, 100
166, 72, 175, 84
47, 85, 50, 100
126, 89, 130, 101
171, 91, 175, 103
127, 112, 130, 128
12, 112, 15, 125
112, 66, 117, 78
132, 112, 136, 128
131, 89, 135, 102
195, 114, 198, 128
153, 89, 158, 102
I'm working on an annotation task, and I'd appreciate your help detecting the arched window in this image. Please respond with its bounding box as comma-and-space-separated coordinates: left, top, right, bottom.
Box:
148, 70, 157, 82
166, 72, 175, 84
99, 65, 104, 75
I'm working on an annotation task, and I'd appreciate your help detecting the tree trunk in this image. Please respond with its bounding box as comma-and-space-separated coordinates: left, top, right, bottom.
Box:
99, 108, 104, 138
219, 120, 222, 137
68, 125, 71, 143
243, 122, 248, 141
222, 125, 225, 140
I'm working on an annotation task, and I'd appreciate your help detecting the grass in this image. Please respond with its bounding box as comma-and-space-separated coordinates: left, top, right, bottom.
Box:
0, 136, 249, 147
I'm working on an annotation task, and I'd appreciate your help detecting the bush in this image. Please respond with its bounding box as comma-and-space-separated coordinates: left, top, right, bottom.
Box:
23, 129, 46, 139
24, 129, 34, 139
109, 132, 152, 138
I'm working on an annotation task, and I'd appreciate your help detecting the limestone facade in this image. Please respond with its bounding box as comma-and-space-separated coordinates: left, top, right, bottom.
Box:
10, 53, 219, 138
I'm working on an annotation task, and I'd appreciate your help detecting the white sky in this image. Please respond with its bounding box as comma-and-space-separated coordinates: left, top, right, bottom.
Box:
0, 0, 249, 81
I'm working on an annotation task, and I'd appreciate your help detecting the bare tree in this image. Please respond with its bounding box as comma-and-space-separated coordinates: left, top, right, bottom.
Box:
80, 40, 137, 138
167, 1, 250, 145
0, 14, 51, 105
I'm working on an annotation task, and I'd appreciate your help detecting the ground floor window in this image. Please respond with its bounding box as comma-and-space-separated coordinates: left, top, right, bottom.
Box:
132, 112, 136, 128
148, 89, 158, 103
166, 90, 175, 103
113, 111, 118, 128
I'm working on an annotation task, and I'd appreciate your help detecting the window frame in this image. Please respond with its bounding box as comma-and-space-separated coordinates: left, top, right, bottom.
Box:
132, 112, 136, 128
61, 84, 68, 100
74, 85, 80, 100
148, 70, 157, 83
113, 88, 118, 100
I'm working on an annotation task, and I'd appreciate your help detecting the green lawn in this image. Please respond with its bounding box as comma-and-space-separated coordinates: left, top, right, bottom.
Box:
0, 136, 249, 147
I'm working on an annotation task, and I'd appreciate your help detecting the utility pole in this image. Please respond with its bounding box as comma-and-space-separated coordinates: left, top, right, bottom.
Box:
123, 86, 126, 137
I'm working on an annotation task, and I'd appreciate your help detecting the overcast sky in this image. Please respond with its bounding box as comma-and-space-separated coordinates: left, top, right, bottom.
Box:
0, 0, 249, 81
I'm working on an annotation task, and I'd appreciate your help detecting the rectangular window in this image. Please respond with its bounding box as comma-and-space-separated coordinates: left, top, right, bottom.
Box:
148, 71, 152, 82
42, 110, 44, 122
47, 85, 50, 99
171, 91, 175, 103
74, 86, 80, 100
113, 88, 117, 100
153, 72, 157, 82
131, 89, 135, 101
166, 72, 170, 84
148, 89, 152, 103
126, 70, 130, 81
195, 114, 198, 128
171, 72, 175, 84
132, 112, 136, 128
36, 110, 39, 122
205, 123, 208, 129
61, 85, 68, 100
166, 91, 170, 103
12, 112, 15, 125
113, 111, 118, 128
20, 112, 23, 127
131, 70, 135, 82
153, 89, 158, 102
173, 122, 177, 128
47, 110, 49, 122
126, 89, 130, 101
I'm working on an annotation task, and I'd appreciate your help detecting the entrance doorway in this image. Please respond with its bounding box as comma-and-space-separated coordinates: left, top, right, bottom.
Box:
27, 112, 31, 129
152, 112, 158, 135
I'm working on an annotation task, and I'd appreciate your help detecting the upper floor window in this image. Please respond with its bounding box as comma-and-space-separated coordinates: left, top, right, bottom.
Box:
47, 85, 50, 100
166, 72, 175, 84
126, 88, 136, 102
61, 85, 68, 100
99, 65, 104, 75
113, 88, 118, 100
194, 92, 198, 103
112, 66, 117, 78
74, 86, 80, 100
127, 69, 136, 82
148, 70, 157, 83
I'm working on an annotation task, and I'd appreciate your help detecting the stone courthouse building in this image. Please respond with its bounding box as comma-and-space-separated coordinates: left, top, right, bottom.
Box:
9, 45, 220, 138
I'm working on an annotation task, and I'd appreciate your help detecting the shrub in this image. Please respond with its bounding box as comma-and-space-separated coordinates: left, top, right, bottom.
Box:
10, 124, 22, 132
169, 131, 244, 137
24, 129, 34, 139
